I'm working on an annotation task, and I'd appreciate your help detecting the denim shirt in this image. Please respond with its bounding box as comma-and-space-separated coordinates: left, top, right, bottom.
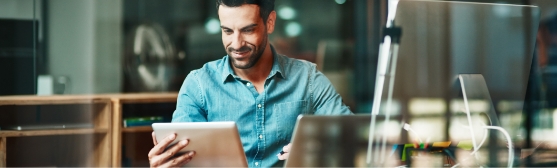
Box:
172, 46, 352, 167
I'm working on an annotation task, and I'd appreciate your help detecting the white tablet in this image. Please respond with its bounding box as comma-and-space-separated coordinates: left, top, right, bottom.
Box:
152, 122, 248, 167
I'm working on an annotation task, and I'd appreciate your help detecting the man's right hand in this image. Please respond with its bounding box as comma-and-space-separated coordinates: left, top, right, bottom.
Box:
148, 132, 196, 167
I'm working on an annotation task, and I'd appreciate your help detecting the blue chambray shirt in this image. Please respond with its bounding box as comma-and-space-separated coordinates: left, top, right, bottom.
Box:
172, 46, 352, 167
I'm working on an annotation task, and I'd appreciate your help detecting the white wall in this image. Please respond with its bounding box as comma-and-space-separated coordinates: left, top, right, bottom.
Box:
0, 0, 37, 19
48, 0, 122, 94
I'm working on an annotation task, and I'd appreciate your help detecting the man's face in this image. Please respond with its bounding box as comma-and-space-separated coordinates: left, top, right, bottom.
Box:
218, 4, 270, 69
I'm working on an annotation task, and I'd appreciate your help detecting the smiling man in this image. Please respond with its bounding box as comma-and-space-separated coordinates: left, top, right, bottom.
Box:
148, 0, 352, 167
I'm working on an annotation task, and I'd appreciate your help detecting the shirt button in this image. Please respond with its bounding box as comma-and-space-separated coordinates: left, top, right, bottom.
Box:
257, 104, 262, 108
259, 134, 263, 139
246, 83, 251, 86
255, 162, 259, 166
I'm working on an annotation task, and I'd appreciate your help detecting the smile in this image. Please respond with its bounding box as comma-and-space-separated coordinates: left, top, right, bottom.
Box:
232, 50, 250, 58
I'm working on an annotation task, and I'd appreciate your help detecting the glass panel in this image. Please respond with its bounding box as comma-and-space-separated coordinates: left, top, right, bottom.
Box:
5, 0, 360, 98
370, 1, 540, 167
2, 0, 553, 167
1, 0, 370, 167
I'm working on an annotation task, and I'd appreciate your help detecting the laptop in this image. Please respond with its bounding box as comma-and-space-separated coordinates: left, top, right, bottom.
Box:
284, 114, 371, 167
152, 122, 248, 167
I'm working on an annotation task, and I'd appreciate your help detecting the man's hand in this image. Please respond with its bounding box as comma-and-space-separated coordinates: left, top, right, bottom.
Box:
148, 132, 196, 167
277, 143, 292, 160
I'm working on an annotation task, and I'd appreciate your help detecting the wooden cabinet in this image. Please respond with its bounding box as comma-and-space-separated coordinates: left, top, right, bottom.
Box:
108, 93, 177, 167
0, 93, 177, 167
0, 95, 112, 167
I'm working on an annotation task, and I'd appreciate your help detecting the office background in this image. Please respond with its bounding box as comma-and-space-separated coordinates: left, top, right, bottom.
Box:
0, 0, 556, 167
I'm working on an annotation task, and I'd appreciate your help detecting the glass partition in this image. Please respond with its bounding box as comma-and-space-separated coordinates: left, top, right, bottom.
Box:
2, 0, 557, 167
369, 0, 540, 167
0, 0, 370, 167
0, 0, 360, 98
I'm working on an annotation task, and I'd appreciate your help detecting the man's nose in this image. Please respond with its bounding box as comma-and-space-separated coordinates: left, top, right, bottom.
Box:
230, 33, 244, 50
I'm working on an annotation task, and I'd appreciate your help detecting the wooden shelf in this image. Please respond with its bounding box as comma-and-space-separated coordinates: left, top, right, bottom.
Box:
111, 93, 177, 167
122, 126, 153, 133
107, 92, 178, 103
0, 128, 109, 137
0, 92, 177, 105
0, 92, 178, 167
0, 95, 108, 105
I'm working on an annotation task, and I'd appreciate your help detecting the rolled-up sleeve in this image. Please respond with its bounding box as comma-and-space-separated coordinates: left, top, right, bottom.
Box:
172, 70, 208, 122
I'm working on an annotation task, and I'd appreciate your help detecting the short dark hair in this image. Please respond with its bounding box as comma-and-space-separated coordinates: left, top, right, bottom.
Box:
216, 0, 275, 24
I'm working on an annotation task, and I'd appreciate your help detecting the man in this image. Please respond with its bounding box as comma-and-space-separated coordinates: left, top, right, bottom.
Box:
148, 0, 352, 167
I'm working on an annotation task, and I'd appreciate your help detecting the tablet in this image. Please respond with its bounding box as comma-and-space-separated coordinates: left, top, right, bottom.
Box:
152, 122, 248, 167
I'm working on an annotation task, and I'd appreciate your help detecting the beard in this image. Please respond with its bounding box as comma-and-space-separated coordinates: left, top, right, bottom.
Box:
227, 35, 268, 69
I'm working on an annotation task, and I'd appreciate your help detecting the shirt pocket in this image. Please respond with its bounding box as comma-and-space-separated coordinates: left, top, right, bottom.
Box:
274, 100, 309, 142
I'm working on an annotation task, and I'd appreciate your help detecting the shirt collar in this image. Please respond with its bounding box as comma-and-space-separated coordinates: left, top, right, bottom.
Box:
221, 45, 285, 83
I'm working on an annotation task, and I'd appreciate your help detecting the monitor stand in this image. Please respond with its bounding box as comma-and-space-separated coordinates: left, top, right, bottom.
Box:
453, 74, 514, 168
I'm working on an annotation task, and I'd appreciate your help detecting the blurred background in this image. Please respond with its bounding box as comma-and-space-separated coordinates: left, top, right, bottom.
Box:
0, 0, 556, 167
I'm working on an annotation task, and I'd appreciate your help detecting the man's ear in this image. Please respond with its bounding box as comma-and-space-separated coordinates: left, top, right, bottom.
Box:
266, 11, 276, 34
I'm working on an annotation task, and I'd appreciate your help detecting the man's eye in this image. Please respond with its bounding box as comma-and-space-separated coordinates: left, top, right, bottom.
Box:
243, 29, 254, 33
223, 29, 233, 34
